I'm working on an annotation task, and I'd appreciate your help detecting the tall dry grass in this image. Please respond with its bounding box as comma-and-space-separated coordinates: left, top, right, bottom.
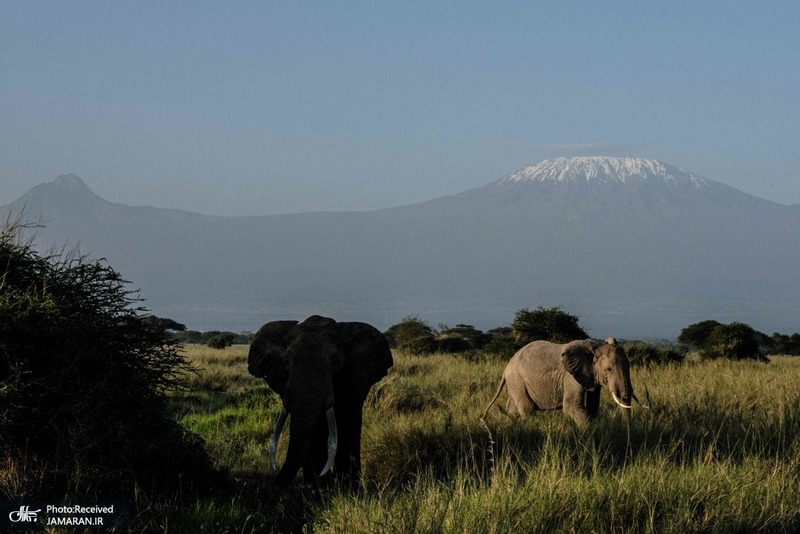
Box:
149, 345, 800, 532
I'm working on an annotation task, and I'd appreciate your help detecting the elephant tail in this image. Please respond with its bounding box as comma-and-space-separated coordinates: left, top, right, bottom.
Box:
481, 376, 507, 421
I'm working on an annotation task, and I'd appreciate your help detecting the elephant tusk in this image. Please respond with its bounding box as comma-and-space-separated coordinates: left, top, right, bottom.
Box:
632, 393, 650, 409
320, 407, 338, 477
610, 390, 633, 409
269, 408, 289, 472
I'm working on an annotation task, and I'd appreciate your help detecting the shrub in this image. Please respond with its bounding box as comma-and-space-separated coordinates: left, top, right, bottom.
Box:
679, 320, 768, 362
385, 315, 436, 354
433, 324, 492, 354
766, 332, 800, 355
207, 333, 235, 349
175, 330, 252, 345
511, 306, 588, 345
480, 327, 519, 359
677, 320, 722, 351
434, 333, 471, 353
0, 220, 216, 499
623, 341, 686, 367
703, 322, 768, 362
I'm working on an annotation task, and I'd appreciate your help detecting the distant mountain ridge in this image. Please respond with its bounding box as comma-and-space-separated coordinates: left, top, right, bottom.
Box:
20, 173, 213, 219
4, 158, 799, 339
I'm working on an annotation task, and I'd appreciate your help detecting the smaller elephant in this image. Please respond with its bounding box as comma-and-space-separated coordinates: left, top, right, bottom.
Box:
481, 338, 647, 426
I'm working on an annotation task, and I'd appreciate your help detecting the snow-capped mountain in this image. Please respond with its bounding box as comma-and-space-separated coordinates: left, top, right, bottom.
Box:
4, 159, 799, 338
500, 157, 710, 188
440, 156, 777, 212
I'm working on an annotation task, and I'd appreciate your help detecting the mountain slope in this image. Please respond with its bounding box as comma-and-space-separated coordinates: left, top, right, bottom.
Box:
4, 159, 799, 338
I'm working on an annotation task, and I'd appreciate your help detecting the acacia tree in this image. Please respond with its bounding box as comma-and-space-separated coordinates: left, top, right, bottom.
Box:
207, 332, 236, 349
0, 221, 214, 499
435, 324, 491, 353
511, 306, 588, 345
384, 315, 435, 354
677, 320, 722, 351
142, 315, 187, 334
704, 322, 767, 362
678, 320, 767, 362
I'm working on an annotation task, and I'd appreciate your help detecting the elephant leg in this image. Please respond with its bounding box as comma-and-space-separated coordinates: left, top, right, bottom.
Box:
503, 396, 518, 418
334, 396, 364, 490
585, 389, 601, 419
563, 382, 589, 427
506, 378, 535, 419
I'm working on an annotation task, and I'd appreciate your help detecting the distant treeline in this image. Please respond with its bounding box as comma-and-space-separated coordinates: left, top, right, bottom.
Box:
175, 330, 254, 348
141, 317, 254, 348
152, 307, 800, 361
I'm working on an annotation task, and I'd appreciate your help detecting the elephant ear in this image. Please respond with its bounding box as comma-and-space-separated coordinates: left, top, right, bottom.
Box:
561, 339, 601, 390
336, 321, 394, 401
247, 320, 299, 395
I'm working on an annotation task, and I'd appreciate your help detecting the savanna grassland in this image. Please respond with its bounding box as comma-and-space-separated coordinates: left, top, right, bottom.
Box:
148, 345, 800, 533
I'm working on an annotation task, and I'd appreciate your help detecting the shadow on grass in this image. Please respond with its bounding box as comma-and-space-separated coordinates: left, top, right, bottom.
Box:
363, 394, 800, 492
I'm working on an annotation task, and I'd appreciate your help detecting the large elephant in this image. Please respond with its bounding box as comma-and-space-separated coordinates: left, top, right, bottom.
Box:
481, 338, 646, 426
248, 315, 393, 489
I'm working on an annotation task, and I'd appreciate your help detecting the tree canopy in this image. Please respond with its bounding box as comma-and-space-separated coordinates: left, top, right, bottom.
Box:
679, 320, 767, 362
383, 307, 591, 358
511, 306, 589, 345
384, 315, 436, 354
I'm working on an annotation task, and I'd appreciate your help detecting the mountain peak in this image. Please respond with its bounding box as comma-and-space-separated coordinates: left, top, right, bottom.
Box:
10, 173, 103, 212
53, 173, 91, 191
499, 157, 711, 190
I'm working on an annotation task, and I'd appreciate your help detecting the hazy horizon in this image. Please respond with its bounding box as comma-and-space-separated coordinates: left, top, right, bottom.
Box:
7, 155, 800, 340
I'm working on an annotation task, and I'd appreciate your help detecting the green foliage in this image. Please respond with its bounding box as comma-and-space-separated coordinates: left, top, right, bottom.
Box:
511, 306, 588, 345
142, 315, 187, 333
680, 320, 768, 362
385, 307, 589, 359
384, 315, 436, 354
677, 319, 722, 350
765, 332, 800, 355
434, 324, 491, 353
385, 317, 523, 358
0, 220, 215, 500
479, 327, 519, 359
207, 333, 236, 349
703, 322, 768, 362
176, 329, 253, 345
623, 341, 686, 367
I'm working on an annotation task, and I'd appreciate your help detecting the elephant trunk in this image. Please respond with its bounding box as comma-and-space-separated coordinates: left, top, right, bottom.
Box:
611, 375, 634, 420
271, 407, 339, 487
632, 392, 650, 409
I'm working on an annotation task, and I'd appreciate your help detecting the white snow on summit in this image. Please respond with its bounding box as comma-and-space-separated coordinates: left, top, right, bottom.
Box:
500, 157, 711, 189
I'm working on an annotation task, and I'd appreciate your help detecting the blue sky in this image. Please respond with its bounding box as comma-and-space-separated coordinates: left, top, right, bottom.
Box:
2, 1, 799, 215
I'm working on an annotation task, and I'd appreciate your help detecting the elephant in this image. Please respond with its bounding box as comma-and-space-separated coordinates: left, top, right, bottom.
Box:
247, 315, 393, 489
481, 338, 647, 426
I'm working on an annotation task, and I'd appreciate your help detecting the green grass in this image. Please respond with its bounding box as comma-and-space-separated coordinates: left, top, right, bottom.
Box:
142, 345, 800, 532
